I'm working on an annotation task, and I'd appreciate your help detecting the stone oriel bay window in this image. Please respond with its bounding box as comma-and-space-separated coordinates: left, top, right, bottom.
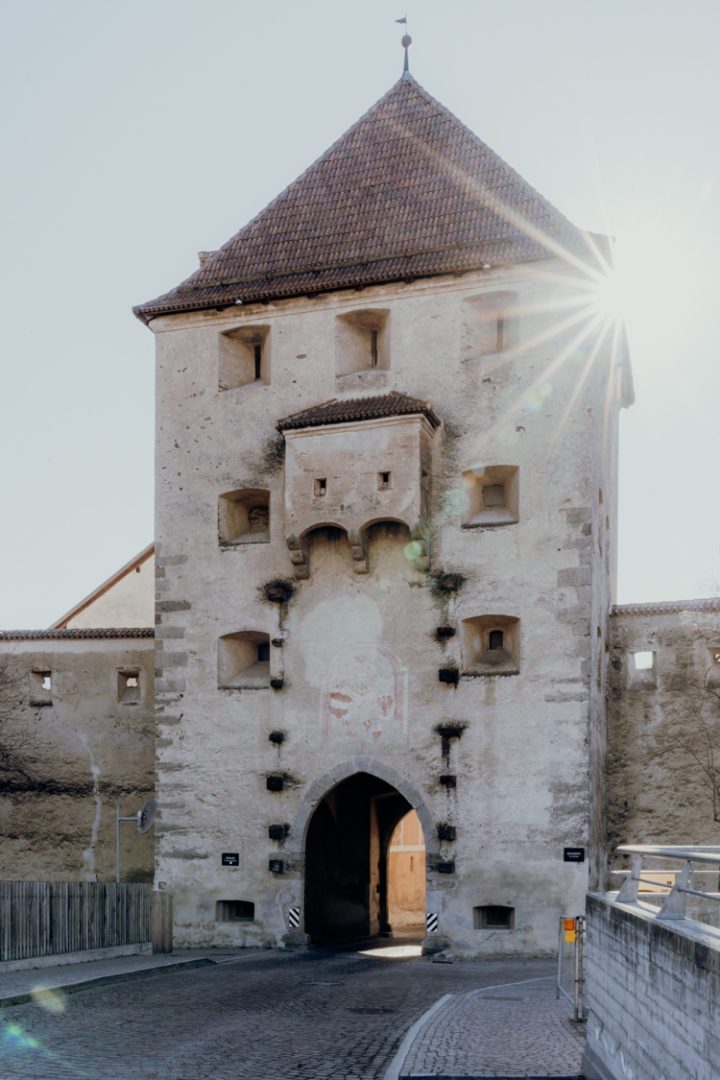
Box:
219, 324, 269, 389
278, 393, 439, 578
462, 465, 519, 527
218, 489, 270, 545
218, 632, 271, 689
461, 615, 520, 675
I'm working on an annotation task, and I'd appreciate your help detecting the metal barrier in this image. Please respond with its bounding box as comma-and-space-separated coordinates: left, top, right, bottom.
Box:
556, 914, 585, 1022
615, 844, 720, 919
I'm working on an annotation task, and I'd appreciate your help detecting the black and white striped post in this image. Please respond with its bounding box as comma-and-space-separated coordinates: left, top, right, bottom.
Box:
288, 906, 301, 930
426, 911, 439, 934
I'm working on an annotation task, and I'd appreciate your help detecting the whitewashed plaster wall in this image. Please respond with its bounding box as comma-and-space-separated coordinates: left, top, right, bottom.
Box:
607, 601, 720, 866
149, 263, 625, 954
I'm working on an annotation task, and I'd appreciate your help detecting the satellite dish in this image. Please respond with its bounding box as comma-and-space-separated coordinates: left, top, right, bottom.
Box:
137, 799, 157, 834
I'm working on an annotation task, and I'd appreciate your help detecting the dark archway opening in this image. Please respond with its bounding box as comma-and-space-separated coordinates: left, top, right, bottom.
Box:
304, 772, 425, 944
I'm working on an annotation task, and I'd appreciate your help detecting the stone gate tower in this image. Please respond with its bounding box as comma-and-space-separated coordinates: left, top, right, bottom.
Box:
135, 72, 632, 955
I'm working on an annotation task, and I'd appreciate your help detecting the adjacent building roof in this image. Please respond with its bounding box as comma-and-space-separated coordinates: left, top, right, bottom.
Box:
135, 74, 589, 323
277, 391, 440, 432
51, 543, 155, 630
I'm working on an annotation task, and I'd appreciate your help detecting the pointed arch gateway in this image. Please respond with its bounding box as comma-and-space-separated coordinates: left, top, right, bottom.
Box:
290, 760, 435, 944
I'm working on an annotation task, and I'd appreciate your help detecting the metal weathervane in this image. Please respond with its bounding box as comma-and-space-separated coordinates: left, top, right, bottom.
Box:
396, 16, 412, 74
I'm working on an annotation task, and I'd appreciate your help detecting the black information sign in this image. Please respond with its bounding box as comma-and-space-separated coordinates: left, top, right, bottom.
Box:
221, 852, 239, 867
563, 847, 585, 863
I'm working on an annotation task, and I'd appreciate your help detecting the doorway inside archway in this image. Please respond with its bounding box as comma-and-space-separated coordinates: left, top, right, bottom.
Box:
304, 772, 426, 944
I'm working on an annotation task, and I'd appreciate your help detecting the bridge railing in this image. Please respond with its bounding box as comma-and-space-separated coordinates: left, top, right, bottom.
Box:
613, 844, 720, 920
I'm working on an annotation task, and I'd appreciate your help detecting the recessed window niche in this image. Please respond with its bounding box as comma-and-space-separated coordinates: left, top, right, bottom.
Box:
628, 650, 656, 687
218, 489, 270, 545
474, 904, 515, 930
218, 632, 271, 689
216, 899, 254, 922
29, 668, 53, 706
708, 647, 720, 688
462, 466, 518, 527
118, 668, 141, 705
462, 291, 517, 359
335, 308, 389, 377
219, 325, 269, 389
462, 615, 519, 675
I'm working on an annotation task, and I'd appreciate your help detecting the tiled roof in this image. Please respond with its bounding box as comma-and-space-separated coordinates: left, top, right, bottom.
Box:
611, 599, 720, 617
277, 391, 440, 432
135, 75, 588, 323
0, 628, 155, 641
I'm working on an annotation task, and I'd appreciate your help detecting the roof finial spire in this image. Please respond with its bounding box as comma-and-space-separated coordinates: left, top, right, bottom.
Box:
395, 16, 412, 75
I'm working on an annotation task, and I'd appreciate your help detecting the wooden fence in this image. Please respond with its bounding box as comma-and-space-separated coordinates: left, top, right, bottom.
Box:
0, 882, 156, 962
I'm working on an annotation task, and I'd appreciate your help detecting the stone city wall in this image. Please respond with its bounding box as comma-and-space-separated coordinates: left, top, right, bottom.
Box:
0, 632, 155, 882
607, 599, 720, 871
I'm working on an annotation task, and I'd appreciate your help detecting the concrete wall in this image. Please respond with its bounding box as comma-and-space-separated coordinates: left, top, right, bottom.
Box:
0, 633, 155, 882
149, 263, 624, 954
583, 893, 720, 1080
607, 599, 720, 867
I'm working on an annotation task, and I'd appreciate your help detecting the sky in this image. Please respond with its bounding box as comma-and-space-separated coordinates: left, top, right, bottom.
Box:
1, 0, 719, 627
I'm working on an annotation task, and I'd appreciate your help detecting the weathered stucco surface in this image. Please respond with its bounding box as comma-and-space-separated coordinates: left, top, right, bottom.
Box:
0, 636, 155, 882
607, 599, 720, 867
58, 550, 155, 629
150, 264, 624, 955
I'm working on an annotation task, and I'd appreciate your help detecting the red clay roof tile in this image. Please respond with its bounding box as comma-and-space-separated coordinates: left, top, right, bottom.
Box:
277, 391, 440, 431
135, 76, 587, 322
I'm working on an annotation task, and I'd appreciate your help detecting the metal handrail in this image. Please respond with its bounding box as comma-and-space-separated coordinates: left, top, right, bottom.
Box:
613, 844, 720, 920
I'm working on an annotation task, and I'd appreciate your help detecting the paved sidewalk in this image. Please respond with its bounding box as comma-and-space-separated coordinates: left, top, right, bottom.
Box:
0, 948, 266, 1008
388, 974, 584, 1079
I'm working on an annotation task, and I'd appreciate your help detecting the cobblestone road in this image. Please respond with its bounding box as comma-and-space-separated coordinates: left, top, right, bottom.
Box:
401, 976, 583, 1078
0, 947, 571, 1079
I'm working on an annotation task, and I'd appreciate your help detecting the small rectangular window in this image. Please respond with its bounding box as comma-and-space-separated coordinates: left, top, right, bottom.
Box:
378, 471, 392, 491
253, 343, 262, 381
118, 669, 141, 704
314, 478, 327, 496
30, 669, 53, 706
482, 484, 505, 509
216, 900, 254, 922
488, 629, 504, 651
474, 904, 514, 930
628, 650, 656, 688
256, 642, 270, 664
370, 329, 379, 367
